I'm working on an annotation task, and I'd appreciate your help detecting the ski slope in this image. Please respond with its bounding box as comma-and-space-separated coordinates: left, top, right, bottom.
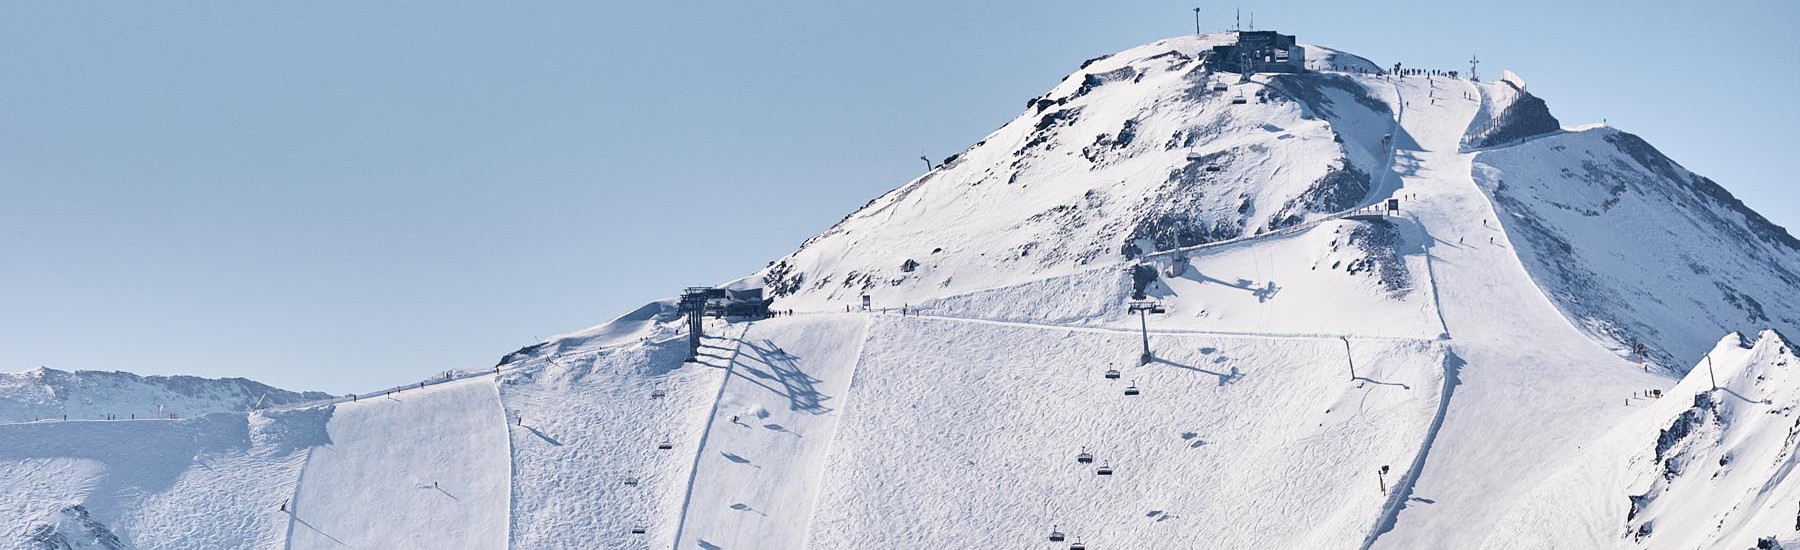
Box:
501, 317, 725, 548
286, 377, 509, 550
674, 315, 869, 549
807, 315, 1445, 548
1334, 70, 1671, 549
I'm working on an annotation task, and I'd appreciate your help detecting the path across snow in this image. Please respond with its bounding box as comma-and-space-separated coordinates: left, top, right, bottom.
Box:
1358, 74, 1670, 549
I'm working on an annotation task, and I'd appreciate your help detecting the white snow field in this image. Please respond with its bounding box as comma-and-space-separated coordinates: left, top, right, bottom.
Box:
499, 317, 725, 549
0, 411, 318, 548
286, 377, 509, 550
675, 315, 869, 550
806, 315, 1445, 548
5, 31, 1799, 548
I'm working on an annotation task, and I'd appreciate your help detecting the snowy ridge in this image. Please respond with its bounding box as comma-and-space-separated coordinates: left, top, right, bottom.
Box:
0, 367, 332, 423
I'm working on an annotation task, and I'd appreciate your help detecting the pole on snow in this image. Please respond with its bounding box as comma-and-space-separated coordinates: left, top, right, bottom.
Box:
1342, 336, 1356, 380
1128, 300, 1166, 364
1192, 7, 1202, 35
1705, 354, 1718, 390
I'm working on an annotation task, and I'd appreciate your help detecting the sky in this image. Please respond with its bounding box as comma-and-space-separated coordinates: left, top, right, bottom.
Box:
2, 1, 1795, 394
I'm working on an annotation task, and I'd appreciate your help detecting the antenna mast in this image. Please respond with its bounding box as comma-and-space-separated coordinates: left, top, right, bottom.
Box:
1468, 54, 1480, 82
1192, 7, 1202, 35
1235, 8, 1240, 32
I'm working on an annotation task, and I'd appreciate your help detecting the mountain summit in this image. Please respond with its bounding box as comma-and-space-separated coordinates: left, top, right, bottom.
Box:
3, 32, 1796, 549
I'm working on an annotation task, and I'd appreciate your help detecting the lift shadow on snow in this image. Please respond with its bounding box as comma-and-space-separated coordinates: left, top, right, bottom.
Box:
727, 339, 833, 414
1149, 355, 1243, 386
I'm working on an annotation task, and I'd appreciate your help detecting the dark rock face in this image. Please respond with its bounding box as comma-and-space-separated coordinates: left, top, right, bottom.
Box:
1464, 90, 1560, 149
27, 504, 125, 550
1334, 220, 1411, 295
1270, 161, 1372, 230
764, 259, 803, 297
1655, 391, 1717, 478
1130, 264, 1159, 300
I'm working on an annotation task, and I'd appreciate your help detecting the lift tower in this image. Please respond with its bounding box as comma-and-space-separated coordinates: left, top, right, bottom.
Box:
1128, 300, 1167, 364
679, 287, 717, 360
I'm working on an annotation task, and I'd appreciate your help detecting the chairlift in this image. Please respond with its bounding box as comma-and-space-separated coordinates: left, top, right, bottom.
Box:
650, 388, 666, 399
1049, 526, 1065, 542
623, 477, 639, 487
1076, 448, 1094, 464
1096, 464, 1114, 476
1232, 93, 1248, 105
1212, 82, 1228, 92
630, 526, 647, 535
1103, 369, 1120, 380
1204, 165, 1221, 172
1071, 540, 1088, 550
657, 439, 674, 450
1124, 382, 1141, 396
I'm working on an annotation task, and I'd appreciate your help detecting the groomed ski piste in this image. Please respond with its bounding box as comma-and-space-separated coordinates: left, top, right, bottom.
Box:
4, 32, 1798, 548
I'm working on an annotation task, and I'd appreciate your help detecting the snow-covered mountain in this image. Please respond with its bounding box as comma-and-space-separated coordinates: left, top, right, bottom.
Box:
1485, 330, 1799, 549
3, 32, 1796, 549
0, 367, 332, 423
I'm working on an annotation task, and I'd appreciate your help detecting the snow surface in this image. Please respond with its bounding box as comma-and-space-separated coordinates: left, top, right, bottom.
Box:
675, 315, 869, 549
807, 315, 1444, 548
286, 377, 509, 550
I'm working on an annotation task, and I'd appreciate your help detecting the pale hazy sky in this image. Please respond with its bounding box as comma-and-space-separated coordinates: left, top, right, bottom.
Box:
3, 1, 1795, 393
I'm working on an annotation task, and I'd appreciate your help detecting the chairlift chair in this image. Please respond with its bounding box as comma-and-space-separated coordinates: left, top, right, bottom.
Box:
1204, 165, 1221, 172
1076, 448, 1094, 464
1049, 526, 1065, 542
1103, 369, 1120, 380
1232, 93, 1248, 105
1212, 82, 1228, 92
1071, 540, 1088, 550
1096, 464, 1114, 476
650, 388, 666, 399
657, 439, 674, 450
630, 526, 647, 535
1124, 382, 1141, 396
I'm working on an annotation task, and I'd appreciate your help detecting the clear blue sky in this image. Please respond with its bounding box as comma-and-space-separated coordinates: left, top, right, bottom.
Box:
3, 1, 1795, 394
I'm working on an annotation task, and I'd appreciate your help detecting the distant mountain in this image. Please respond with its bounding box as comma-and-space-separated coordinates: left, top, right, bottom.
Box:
0, 367, 331, 422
